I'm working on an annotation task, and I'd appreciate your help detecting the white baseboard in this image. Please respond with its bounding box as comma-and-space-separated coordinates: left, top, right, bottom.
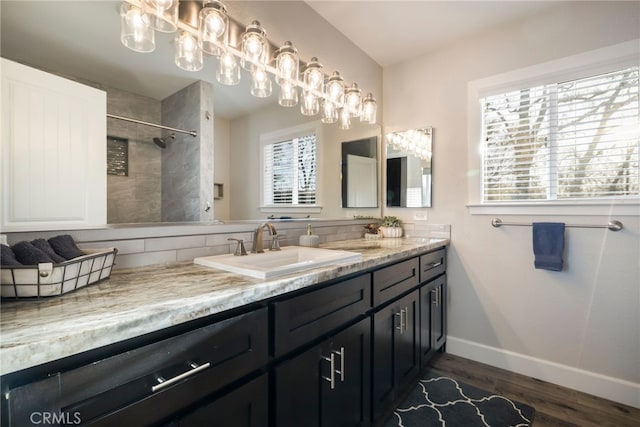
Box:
446, 336, 640, 409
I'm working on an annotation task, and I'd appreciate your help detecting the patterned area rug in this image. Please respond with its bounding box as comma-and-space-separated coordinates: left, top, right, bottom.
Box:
384, 371, 536, 427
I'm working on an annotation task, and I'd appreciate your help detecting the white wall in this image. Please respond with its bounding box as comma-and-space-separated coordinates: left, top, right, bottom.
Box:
383, 2, 640, 407
229, 104, 381, 220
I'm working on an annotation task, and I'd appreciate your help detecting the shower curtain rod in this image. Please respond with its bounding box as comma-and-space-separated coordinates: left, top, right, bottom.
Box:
491, 218, 623, 232
107, 114, 197, 138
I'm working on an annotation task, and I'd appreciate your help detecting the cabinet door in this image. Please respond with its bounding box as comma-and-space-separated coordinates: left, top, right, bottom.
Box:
372, 290, 420, 421
320, 318, 370, 427
1, 58, 107, 231
178, 374, 268, 427
275, 318, 370, 427
419, 282, 436, 366
432, 275, 447, 351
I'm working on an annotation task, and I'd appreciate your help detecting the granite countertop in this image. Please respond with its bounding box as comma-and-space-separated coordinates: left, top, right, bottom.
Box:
0, 237, 448, 376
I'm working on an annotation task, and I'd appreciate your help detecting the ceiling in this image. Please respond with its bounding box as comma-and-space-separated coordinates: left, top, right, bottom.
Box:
306, 1, 557, 67
1, 1, 558, 119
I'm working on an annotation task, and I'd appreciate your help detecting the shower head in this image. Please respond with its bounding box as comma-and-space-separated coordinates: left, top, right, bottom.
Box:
153, 133, 175, 149
153, 137, 166, 149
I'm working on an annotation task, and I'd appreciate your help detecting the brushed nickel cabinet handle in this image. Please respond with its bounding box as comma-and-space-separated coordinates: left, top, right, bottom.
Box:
322, 353, 336, 389
403, 307, 409, 333
334, 347, 345, 382
395, 309, 407, 334
424, 260, 442, 270
431, 289, 438, 305
151, 362, 210, 392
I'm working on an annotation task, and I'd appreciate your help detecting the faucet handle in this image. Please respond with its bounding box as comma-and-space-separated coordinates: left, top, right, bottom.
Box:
269, 234, 281, 251
227, 238, 248, 256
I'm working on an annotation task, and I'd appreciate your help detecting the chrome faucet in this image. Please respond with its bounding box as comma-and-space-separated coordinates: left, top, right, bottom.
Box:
252, 222, 281, 253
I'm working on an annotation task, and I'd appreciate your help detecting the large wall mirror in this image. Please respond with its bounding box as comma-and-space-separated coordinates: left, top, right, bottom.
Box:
386, 127, 433, 208
2, 1, 382, 224
341, 137, 378, 208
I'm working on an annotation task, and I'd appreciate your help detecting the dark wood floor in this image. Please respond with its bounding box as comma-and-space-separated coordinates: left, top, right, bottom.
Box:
427, 353, 640, 427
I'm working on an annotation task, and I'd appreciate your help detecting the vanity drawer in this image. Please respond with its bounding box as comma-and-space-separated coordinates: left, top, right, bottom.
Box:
273, 273, 371, 357
420, 248, 446, 283
6, 308, 268, 427
373, 257, 419, 306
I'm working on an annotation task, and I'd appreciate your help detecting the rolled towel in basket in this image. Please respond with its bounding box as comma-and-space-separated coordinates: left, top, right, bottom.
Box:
48, 235, 85, 260
11, 241, 55, 265
32, 238, 67, 263
1, 244, 22, 266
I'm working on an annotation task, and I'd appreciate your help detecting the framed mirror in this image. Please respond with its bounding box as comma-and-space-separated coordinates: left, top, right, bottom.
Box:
341, 137, 379, 208
386, 127, 433, 208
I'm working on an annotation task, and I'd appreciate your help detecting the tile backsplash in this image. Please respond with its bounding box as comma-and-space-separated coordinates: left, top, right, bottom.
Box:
3, 220, 450, 270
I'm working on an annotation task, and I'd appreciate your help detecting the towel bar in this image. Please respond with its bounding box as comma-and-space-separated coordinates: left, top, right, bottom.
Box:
491, 218, 623, 232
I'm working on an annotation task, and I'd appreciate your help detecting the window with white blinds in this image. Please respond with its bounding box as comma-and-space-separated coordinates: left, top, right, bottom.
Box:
263, 133, 317, 205
482, 66, 639, 202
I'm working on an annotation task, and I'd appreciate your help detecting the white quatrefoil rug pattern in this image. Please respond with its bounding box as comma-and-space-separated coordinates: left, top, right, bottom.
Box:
384, 372, 535, 427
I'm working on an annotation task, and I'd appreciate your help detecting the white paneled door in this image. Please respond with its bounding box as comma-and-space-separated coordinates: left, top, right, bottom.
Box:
1, 59, 106, 231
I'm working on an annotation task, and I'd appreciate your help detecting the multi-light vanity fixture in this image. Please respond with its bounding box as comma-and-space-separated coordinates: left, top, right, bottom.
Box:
119, 0, 377, 128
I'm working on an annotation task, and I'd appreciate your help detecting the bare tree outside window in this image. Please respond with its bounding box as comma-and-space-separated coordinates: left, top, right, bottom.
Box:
482, 66, 639, 202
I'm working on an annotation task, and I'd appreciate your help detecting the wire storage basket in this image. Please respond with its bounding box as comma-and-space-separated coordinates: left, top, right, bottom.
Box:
1, 248, 118, 299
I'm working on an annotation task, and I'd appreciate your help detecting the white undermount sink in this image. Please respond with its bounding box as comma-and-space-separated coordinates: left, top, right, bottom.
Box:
194, 246, 362, 279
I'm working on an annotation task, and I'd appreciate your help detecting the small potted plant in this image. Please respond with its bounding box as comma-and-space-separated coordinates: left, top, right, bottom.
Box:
379, 216, 403, 238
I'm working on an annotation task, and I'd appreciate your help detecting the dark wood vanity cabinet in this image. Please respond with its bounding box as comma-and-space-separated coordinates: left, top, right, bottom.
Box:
420, 274, 447, 365
372, 290, 420, 420
274, 318, 371, 427
174, 374, 268, 427
3, 308, 269, 427
2, 245, 447, 427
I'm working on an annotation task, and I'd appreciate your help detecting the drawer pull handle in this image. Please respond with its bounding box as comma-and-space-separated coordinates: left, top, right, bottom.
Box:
322, 353, 336, 389
334, 347, 345, 382
424, 260, 442, 270
151, 362, 211, 392
395, 309, 408, 334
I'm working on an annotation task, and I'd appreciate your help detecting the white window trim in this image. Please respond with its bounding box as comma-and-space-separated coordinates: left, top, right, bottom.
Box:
467, 39, 640, 216
259, 121, 323, 214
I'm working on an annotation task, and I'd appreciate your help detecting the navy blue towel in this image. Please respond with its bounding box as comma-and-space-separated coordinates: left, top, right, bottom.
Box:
532, 222, 565, 271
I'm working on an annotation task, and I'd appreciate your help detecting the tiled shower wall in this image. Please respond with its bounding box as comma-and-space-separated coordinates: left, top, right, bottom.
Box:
161, 81, 214, 222
105, 87, 162, 224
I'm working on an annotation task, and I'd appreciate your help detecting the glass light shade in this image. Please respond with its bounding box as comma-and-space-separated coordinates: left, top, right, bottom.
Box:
360, 93, 377, 124
241, 21, 267, 70
251, 66, 272, 98
216, 49, 241, 85
344, 83, 362, 117
325, 71, 345, 104
199, 1, 228, 56
303, 57, 323, 92
275, 41, 299, 84
321, 99, 338, 124
301, 91, 319, 116
279, 81, 299, 107
120, 3, 155, 53
142, 0, 178, 33
338, 107, 351, 130
175, 31, 203, 71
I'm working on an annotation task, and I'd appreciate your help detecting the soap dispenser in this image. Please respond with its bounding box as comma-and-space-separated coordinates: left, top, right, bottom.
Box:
299, 224, 320, 247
